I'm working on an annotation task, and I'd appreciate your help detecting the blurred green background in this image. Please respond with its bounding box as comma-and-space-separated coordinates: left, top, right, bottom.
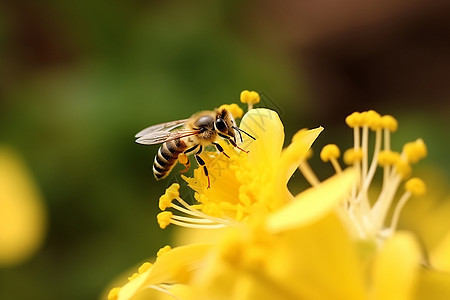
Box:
1, 1, 449, 299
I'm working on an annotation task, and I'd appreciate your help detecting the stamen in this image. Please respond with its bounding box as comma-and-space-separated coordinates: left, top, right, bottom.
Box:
337, 110, 427, 242
219, 103, 244, 119
146, 284, 180, 300
171, 215, 218, 224
240, 90, 260, 110
388, 178, 426, 232
298, 160, 320, 187
108, 287, 121, 300
169, 219, 227, 229
320, 144, 342, 174
157, 181, 238, 229
402, 139, 427, 164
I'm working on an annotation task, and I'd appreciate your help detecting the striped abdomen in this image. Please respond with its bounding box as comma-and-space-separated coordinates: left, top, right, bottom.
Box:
153, 138, 187, 179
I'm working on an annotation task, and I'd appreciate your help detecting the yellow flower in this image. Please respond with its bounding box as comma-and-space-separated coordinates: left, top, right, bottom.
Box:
109, 100, 449, 300
161, 108, 323, 227
0, 146, 46, 266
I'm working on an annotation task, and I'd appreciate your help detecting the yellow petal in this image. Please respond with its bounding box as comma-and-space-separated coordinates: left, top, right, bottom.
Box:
414, 268, 450, 300
267, 213, 366, 300
238, 108, 284, 169
278, 127, 323, 186
430, 230, 450, 272
371, 231, 421, 300
0, 146, 46, 266
117, 243, 212, 300
266, 168, 355, 234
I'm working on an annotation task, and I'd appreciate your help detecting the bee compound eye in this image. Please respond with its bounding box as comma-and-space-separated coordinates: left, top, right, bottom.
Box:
215, 118, 227, 131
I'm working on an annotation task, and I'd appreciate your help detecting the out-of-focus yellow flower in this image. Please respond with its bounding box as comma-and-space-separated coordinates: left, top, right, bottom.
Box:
0, 146, 46, 266
300, 111, 430, 244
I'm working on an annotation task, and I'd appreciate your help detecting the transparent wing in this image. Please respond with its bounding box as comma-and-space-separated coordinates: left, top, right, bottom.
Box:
135, 129, 200, 145
135, 119, 189, 138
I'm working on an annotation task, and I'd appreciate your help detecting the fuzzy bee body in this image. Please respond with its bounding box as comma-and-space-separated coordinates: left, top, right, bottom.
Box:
153, 138, 188, 179
135, 108, 255, 188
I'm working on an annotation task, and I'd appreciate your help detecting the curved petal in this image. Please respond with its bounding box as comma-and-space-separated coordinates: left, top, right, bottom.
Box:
278, 127, 323, 186
239, 108, 284, 169
415, 269, 450, 300
266, 168, 356, 234
430, 230, 450, 272
267, 213, 366, 300
0, 146, 46, 266
371, 232, 421, 300
117, 243, 212, 300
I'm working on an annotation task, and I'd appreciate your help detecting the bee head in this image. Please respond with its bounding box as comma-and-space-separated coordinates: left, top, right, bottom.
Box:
215, 108, 236, 141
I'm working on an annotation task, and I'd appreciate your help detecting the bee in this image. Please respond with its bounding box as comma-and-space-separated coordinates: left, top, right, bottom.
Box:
135, 108, 255, 188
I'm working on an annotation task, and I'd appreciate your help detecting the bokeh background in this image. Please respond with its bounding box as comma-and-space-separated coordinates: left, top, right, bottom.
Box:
1, 1, 449, 299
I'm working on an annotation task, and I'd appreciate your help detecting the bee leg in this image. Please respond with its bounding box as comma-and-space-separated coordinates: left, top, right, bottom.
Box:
212, 142, 230, 158
178, 153, 190, 173
227, 138, 249, 153
194, 146, 210, 188
178, 145, 198, 174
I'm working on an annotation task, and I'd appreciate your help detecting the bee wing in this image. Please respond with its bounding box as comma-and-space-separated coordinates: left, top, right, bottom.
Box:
135, 119, 189, 138
135, 129, 200, 145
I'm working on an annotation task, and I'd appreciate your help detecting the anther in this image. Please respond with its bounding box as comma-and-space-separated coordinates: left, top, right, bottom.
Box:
219, 103, 244, 119
405, 178, 426, 196
403, 139, 427, 163
367, 111, 382, 131
377, 150, 397, 166
321, 144, 342, 173
240, 90, 260, 110
138, 262, 153, 274
345, 112, 362, 128
108, 287, 121, 300
157, 211, 173, 229
320, 144, 341, 162
343, 148, 363, 165
381, 115, 398, 132
157, 245, 172, 257
395, 158, 412, 179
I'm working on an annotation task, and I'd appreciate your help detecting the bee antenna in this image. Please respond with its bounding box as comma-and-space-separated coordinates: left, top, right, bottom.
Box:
232, 126, 256, 141
233, 126, 243, 142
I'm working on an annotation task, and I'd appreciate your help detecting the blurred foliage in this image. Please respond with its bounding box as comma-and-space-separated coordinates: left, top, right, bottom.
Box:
0, 0, 449, 300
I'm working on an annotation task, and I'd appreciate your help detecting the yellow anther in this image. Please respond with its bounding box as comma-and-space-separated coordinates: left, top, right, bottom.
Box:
128, 272, 139, 281
403, 139, 427, 163
377, 150, 399, 166
345, 112, 362, 128
367, 110, 382, 130
219, 103, 244, 119
405, 178, 426, 196
320, 144, 341, 162
157, 211, 173, 229
395, 158, 412, 179
157, 245, 172, 257
240, 90, 260, 105
165, 183, 180, 200
138, 262, 152, 274
381, 115, 398, 132
108, 287, 121, 300
343, 148, 363, 165
359, 111, 369, 126
159, 194, 172, 211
